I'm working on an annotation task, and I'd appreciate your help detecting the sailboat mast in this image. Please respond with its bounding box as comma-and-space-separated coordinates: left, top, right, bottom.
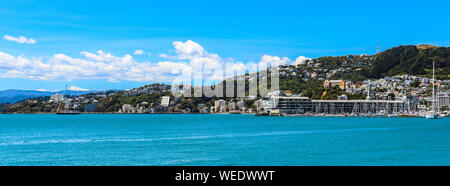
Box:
367, 81, 370, 98
56, 84, 67, 113
432, 62, 435, 112
64, 84, 67, 112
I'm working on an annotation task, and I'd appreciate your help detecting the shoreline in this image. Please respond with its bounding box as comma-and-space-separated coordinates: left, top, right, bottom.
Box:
0, 112, 447, 118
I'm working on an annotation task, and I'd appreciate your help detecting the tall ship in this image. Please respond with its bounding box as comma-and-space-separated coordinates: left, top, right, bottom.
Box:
425, 62, 441, 119
56, 84, 81, 115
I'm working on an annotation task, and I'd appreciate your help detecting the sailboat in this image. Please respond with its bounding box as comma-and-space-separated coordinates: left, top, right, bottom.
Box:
425, 62, 441, 119
56, 84, 81, 115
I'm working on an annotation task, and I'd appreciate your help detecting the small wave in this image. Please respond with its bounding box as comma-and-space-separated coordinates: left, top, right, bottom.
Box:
0, 127, 394, 146
0, 139, 93, 146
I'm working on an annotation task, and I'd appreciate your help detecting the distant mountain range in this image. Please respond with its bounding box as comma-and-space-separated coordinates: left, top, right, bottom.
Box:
0, 89, 100, 104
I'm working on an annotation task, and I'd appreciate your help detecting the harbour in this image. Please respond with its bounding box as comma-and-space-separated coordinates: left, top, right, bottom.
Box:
0, 114, 449, 166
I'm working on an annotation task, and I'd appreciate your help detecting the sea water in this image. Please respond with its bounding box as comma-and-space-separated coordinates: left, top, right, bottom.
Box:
0, 114, 449, 166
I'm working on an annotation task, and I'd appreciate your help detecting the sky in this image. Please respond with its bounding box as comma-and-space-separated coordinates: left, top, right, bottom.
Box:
0, 0, 449, 91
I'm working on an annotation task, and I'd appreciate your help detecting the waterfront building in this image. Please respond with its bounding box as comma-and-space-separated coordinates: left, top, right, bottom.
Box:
228, 102, 237, 111
267, 97, 312, 114
161, 96, 170, 107
311, 99, 406, 115
121, 104, 135, 113
437, 92, 450, 111
227, 100, 245, 111
266, 96, 407, 115
214, 99, 226, 113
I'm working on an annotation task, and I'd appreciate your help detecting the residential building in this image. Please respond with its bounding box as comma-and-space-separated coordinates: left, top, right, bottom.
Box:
214, 99, 226, 113
437, 92, 450, 110
324, 80, 346, 90
122, 104, 135, 113
161, 96, 170, 107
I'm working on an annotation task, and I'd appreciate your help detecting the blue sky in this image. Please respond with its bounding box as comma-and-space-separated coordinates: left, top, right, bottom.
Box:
0, 0, 449, 91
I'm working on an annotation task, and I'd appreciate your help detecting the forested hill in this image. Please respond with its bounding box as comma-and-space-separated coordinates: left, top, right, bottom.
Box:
370, 45, 450, 79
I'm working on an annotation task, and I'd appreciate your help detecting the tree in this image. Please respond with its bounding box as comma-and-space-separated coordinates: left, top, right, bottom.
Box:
244, 100, 255, 109
410, 79, 421, 88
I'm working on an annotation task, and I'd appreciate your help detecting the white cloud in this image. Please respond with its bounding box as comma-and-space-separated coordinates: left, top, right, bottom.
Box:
3, 35, 36, 44
80, 51, 104, 61
259, 55, 291, 67
292, 56, 311, 66
69, 86, 90, 91
159, 53, 170, 58
160, 40, 218, 60
134, 50, 144, 55
0, 40, 299, 84
157, 40, 226, 82
0, 50, 192, 83
173, 40, 206, 59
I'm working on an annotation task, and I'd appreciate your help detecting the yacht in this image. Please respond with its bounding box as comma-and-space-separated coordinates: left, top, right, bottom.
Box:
376, 110, 387, 117
56, 84, 81, 115
425, 62, 441, 119
387, 113, 399, 118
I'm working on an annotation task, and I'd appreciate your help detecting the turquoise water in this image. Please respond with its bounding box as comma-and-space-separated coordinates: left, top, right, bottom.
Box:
0, 114, 449, 166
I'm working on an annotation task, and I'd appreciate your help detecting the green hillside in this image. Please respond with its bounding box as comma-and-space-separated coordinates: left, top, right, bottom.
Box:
371, 45, 450, 79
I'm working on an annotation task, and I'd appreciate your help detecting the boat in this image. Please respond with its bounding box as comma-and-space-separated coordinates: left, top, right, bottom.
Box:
425, 62, 441, 119
425, 114, 440, 119
349, 113, 360, 117
56, 84, 82, 115
255, 112, 269, 116
387, 113, 399, 118
376, 110, 387, 117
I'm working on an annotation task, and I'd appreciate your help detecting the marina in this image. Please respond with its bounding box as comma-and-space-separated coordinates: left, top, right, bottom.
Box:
258, 96, 450, 118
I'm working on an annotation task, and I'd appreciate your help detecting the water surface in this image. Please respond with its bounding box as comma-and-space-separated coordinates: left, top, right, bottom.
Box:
0, 114, 449, 165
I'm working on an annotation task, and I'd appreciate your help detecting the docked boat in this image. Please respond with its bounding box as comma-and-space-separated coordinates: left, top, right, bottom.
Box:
425, 62, 441, 119
387, 113, 399, 118
349, 113, 360, 117
376, 110, 387, 117
56, 84, 82, 115
425, 113, 440, 119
